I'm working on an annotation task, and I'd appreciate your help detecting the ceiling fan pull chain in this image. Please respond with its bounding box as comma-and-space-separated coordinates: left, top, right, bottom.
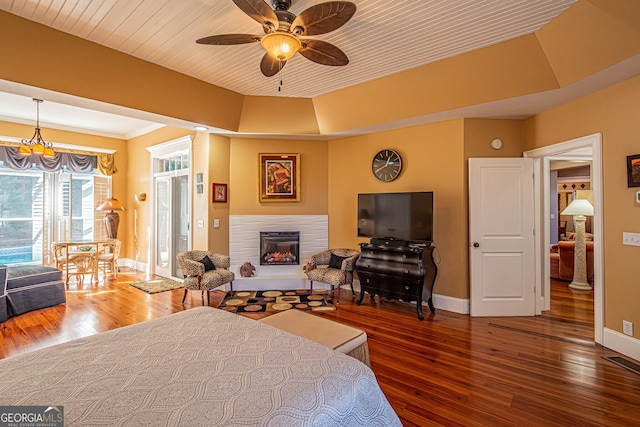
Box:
278, 59, 284, 92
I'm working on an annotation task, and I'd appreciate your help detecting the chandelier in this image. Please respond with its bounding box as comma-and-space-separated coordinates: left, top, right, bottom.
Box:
20, 98, 54, 157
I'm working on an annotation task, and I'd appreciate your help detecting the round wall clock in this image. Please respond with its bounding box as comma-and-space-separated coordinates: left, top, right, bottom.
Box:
372, 149, 402, 182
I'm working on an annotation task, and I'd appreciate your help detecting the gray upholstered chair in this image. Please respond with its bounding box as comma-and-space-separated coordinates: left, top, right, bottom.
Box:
176, 250, 234, 305
305, 248, 360, 301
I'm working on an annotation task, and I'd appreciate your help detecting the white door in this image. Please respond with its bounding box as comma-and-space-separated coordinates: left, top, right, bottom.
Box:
469, 158, 535, 316
154, 174, 190, 278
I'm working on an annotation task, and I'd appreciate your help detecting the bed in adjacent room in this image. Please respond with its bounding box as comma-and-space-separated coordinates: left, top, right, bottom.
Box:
0, 306, 400, 426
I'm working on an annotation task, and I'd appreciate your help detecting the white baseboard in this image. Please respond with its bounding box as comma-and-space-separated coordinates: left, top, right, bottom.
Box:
119, 258, 149, 274
351, 280, 469, 314
432, 294, 470, 314
603, 328, 640, 363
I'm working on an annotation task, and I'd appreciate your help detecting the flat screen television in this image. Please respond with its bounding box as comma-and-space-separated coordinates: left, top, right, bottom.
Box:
358, 192, 433, 243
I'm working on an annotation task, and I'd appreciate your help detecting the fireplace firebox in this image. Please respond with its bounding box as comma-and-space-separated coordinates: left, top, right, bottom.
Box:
260, 231, 300, 265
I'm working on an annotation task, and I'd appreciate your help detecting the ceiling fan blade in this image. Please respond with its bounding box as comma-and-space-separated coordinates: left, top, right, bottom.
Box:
260, 53, 286, 77
291, 2, 356, 36
196, 34, 261, 45
299, 39, 348, 66
232, 0, 279, 31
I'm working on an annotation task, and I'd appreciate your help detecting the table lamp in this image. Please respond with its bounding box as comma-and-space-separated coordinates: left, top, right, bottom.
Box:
560, 198, 594, 290
96, 197, 126, 239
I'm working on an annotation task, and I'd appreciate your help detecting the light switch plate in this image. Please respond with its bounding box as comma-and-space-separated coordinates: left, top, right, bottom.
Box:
623, 232, 640, 246
623, 320, 634, 336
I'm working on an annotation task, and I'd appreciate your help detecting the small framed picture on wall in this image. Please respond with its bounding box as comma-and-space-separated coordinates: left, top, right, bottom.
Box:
627, 154, 640, 187
213, 183, 227, 202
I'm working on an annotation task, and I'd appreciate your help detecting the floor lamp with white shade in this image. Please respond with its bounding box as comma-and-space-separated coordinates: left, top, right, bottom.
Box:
561, 198, 594, 290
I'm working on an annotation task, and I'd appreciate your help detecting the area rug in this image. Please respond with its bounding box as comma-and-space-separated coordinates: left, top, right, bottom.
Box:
130, 278, 184, 294
219, 289, 336, 313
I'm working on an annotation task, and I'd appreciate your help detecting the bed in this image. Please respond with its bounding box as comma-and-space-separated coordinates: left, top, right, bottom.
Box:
0, 306, 400, 426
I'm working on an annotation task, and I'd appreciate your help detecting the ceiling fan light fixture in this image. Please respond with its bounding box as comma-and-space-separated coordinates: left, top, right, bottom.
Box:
260, 32, 301, 61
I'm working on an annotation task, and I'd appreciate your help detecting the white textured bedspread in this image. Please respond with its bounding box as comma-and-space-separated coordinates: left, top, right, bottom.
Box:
0, 306, 401, 426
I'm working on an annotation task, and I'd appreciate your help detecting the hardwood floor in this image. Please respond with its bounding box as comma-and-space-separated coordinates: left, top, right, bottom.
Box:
1, 270, 639, 426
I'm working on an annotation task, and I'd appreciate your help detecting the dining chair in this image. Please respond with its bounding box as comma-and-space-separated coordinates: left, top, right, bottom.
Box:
98, 240, 121, 280
51, 243, 69, 271
67, 252, 98, 284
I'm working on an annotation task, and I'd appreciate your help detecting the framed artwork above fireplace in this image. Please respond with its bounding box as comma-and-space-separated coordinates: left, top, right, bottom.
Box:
259, 153, 300, 202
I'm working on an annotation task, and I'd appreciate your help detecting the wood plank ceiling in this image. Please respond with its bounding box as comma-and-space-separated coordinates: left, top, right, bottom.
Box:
0, 0, 577, 99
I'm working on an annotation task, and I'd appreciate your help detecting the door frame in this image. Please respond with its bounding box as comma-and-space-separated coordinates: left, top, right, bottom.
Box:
524, 133, 603, 344
147, 136, 193, 278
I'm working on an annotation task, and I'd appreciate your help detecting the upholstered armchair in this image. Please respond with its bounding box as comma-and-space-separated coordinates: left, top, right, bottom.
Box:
305, 248, 360, 301
176, 250, 234, 305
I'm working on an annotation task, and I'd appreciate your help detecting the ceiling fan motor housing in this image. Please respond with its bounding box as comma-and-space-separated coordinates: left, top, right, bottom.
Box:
274, 10, 295, 31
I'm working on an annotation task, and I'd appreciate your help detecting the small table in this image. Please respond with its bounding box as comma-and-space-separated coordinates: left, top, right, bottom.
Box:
52, 240, 117, 284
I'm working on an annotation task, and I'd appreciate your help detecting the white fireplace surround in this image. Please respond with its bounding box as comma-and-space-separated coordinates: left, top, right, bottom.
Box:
229, 215, 328, 290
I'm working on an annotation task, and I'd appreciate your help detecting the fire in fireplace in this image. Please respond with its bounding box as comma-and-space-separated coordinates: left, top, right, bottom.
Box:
260, 231, 300, 266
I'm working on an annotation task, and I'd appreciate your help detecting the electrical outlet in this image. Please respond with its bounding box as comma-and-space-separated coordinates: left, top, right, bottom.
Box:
622, 232, 640, 246
623, 320, 634, 336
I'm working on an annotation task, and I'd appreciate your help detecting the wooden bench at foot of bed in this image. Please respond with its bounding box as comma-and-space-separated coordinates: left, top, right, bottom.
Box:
258, 309, 370, 367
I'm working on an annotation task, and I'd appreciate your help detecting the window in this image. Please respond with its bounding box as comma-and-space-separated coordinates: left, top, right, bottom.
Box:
0, 168, 111, 265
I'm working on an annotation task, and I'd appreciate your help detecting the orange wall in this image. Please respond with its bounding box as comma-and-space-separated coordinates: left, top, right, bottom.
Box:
327, 118, 525, 300
207, 134, 231, 254
229, 138, 328, 216
125, 129, 231, 265
126, 126, 195, 265
535, 0, 640, 86
328, 120, 467, 298
0, 11, 244, 133
239, 97, 320, 135
524, 75, 640, 335
314, 35, 559, 135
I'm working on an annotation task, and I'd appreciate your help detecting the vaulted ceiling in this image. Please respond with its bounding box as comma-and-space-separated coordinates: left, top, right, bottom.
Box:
0, 0, 577, 98
0, 0, 638, 138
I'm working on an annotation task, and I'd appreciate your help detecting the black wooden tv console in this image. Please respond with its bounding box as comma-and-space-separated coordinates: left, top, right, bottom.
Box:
355, 239, 437, 320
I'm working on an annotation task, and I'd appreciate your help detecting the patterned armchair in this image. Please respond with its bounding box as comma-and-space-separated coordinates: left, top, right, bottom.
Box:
305, 248, 360, 302
176, 251, 234, 305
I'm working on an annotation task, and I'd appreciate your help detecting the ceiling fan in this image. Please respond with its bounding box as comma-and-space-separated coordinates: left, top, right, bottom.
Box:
196, 0, 356, 77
